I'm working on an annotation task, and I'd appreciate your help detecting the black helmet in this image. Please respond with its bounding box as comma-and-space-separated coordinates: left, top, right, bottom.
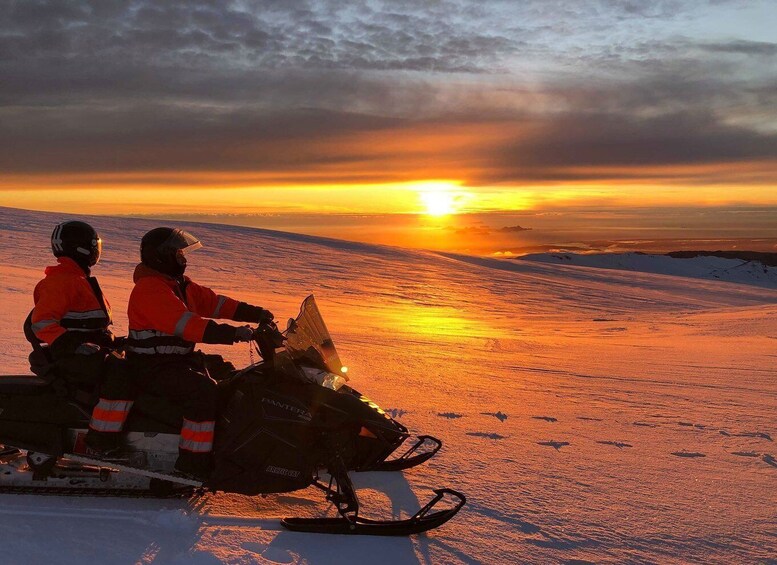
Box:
140, 227, 202, 277
51, 221, 102, 267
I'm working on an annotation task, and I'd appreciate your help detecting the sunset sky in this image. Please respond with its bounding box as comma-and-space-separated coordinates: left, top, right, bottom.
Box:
1, 0, 776, 253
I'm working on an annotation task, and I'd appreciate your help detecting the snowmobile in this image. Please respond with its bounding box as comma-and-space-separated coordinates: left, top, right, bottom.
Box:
0, 295, 465, 536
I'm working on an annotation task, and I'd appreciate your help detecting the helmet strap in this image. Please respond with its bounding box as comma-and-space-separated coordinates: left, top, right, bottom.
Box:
70, 253, 92, 274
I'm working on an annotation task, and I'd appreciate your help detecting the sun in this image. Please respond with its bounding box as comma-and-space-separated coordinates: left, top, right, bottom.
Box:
419, 186, 460, 216
420, 191, 455, 216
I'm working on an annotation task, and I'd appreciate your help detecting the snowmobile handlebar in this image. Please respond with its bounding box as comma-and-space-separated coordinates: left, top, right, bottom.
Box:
252, 320, 286, 366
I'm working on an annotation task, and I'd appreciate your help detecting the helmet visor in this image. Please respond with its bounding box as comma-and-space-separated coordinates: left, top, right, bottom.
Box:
92, 237, 102, 265
160, 229, 202, 265
78, 236, 101, 265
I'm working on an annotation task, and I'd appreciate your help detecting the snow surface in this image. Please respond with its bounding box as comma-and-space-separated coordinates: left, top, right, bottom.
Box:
519, 251, 777, 289
1, 206, 776, 564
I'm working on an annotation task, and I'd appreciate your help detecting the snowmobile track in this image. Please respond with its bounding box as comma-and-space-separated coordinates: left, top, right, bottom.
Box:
0, 484, 197, 499
64, 454, 204, 488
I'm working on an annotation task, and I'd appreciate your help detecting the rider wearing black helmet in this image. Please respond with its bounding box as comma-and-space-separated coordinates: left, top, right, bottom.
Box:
127, 227, 274, 480
31, 221, 111, 360
29, 221, 134, 453
51, 220, 103, 269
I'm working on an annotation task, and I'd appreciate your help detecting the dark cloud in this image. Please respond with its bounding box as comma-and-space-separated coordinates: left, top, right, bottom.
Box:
449, 225, 493, 236
488, 111, 777, 170
699, 40, 777, 56
0, 0, 520, 82
0, 0, 775, 187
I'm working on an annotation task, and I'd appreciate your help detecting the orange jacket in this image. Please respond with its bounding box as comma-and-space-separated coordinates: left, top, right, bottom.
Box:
126, 264, 242, 356
31, 257, 113, 348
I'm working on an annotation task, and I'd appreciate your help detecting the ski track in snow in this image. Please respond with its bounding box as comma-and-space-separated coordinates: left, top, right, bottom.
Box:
670, 451, 707, 458
465, 432, 507, 440
537, 441, 570, 451
596, 441, 633, 449
720, 430, 773, 441
1, 207, 776, 564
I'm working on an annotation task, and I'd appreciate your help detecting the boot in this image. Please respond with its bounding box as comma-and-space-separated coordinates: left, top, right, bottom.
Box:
174, 450, 214, 482
84, 429, 123, 456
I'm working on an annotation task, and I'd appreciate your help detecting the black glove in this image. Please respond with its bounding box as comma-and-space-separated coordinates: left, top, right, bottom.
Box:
234, 325, 255, 343
75, 342, 101, 355
234, 302, 274, 324
50, 332, 86, 359
202, 321, 240, 345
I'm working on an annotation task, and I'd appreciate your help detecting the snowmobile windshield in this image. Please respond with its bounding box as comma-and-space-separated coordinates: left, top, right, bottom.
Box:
284, 295, 348, 379
161, 229, 202, 264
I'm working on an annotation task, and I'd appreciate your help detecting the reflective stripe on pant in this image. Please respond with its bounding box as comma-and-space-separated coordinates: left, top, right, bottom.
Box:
89, 399, 133, 432
180, 419, 215, 453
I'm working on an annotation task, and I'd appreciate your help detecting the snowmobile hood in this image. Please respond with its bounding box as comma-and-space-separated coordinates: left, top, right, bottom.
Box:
133, 263, 191, 286
44, 257, 87, 277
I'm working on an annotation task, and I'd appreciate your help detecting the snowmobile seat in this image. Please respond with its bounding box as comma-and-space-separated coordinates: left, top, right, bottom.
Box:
0, 374, 54, 396
0, 390, 89, 454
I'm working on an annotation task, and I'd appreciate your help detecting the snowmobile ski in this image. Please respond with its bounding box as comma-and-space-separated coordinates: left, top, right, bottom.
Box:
279, 455, 465, 536
281, 488, 466, 536
361, 435, 442, 472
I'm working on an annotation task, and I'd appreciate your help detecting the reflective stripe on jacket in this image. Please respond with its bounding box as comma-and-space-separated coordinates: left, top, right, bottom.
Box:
126, 263, 240, 356
31, 257, 113, 346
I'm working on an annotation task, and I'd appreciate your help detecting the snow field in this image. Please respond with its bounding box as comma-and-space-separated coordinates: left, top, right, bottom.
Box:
0, 207, 775, 564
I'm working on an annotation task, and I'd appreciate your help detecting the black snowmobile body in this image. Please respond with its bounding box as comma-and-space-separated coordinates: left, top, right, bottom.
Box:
0, 296, 463, 535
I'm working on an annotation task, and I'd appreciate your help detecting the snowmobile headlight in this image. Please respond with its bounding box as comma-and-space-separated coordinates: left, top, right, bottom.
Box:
322, 373, 347, 391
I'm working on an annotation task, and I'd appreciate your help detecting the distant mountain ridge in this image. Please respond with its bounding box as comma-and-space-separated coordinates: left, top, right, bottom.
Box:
518, 251, 777, 290
665, 250, 777, 267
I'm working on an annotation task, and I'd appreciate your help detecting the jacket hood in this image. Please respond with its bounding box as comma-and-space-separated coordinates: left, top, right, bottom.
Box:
133, 263, 191, 286
45, 257, 87, 277
134, 262, 168, 283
